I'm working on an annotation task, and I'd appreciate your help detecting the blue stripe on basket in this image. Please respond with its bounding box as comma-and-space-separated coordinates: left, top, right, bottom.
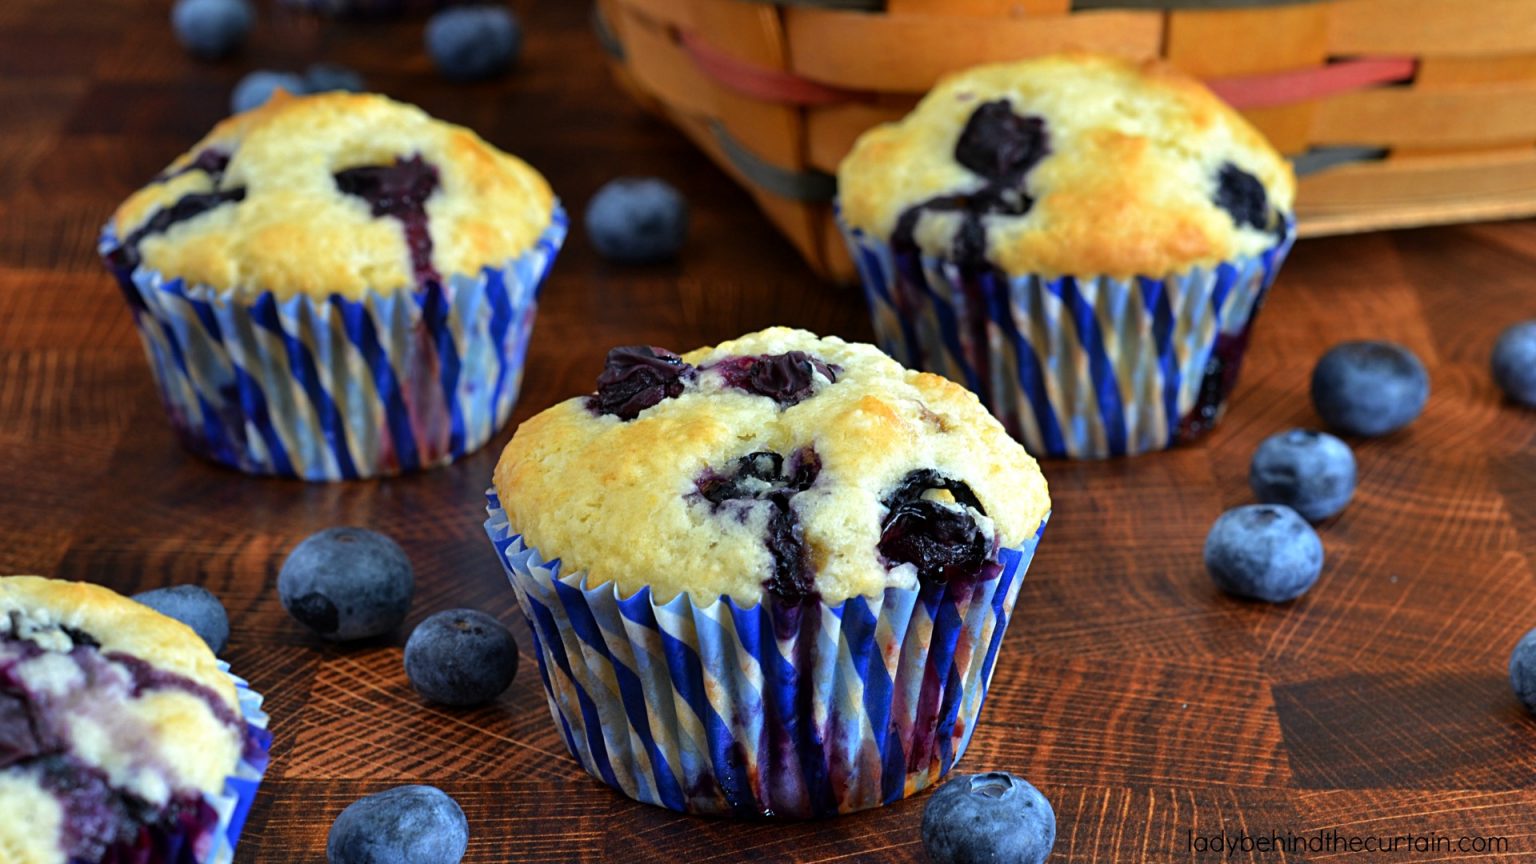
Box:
1056, 276, 1128, 457
524, 592, 623, 792
984, 268, 1066, 456
553, 579, 687, 811
147, 296, 236, 459
420, 283, 466, 458
925, 282, 984, 396
250, 294, 358, 478
340, 300, 420, 473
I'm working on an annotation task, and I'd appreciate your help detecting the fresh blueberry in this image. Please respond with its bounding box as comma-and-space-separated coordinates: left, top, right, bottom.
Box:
231, 70, 307, 114
921, 772, 1055, 864
1492, 320, 1536, 408
327, 785, 468, 864
278, 527, 414, 641
584, 178, 689, 263
1510, 627, 1536, 713
172, 0, 253, 60
1204, 504, 1323, 603
305, 62, 366, 93
425, 6, 521, 81
132, 585, 231, 654
1311, 340, 1429, 437
404, 609, 518, 707
1248, 429, 1357, 522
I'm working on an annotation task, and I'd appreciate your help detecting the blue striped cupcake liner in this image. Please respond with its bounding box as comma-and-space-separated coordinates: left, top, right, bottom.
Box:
839, 217, 1296, 459
99, 207, 567, 481
483, 490, 1046, 818
203, 664, 271, 864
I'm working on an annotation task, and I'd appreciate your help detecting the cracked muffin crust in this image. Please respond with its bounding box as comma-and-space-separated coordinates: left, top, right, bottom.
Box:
837, 53, 1294, 280
107, 90, 555, 299
492, 327, 1051, 605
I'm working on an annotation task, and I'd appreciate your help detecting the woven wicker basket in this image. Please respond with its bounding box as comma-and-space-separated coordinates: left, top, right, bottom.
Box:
594, 0, 1536, 280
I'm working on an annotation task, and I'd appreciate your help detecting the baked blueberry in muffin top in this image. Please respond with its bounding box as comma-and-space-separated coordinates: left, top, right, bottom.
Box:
0, 576, 251, 864
493, 328, 1051, 605
838, 53, 1295, 279
105, 90, 555, 299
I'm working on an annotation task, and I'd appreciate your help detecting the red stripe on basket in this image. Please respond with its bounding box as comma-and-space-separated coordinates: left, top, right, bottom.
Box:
1206, 57, 1418, 109
679, 31, 865, 105
679, 30, 1416, 112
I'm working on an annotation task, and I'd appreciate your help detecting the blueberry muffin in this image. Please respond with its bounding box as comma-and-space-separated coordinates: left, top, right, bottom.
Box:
0, 576, 268, 864
838, 53, 1296, 459
485, 327, 1050, 817
101, 90, 566, 480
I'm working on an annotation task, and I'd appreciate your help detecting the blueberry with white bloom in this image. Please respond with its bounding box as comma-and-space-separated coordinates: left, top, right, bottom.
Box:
172, 0, 253, 60
1249, 429, 1356, 522
327, 785, 468, 864
426, 6, 521, 81
1204, 504, 1324, 603
1311, 340, 1429, 437
922, 772, 1055, 864
1492, 320, 1536, 408
584, 178, 689, 263
1510, 627, 1536, 714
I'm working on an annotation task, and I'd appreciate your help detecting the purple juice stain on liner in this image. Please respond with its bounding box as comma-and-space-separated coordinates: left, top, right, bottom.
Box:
333, 154, 443, 287
708, 352, 841, 408
588, 345, 695, 420
1175, 328, 1253, 443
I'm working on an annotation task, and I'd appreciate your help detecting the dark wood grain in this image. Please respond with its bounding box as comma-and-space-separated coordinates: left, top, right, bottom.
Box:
4, 1, 1536, 861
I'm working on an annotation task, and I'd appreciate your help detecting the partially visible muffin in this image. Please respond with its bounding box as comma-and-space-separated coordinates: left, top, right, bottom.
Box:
100, 91, 566, 480
838, 52, 1294, 279
107, 90, 555, 299
0, 576, 259, 864
493, 326, 1050, 605
836, 53, 1297, 459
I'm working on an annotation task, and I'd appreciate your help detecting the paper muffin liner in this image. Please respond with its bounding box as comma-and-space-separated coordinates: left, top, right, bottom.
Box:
839, 216, 1296, 459
200, 664, 272, 864
483, 490, 1046, 818
98, 207, 567, 481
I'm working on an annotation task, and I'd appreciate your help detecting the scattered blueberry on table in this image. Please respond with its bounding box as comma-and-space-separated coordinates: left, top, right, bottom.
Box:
327, 785, 468, 864
232, 69, 308, 114
1492, 320, 1536, 408
304, 62, 367, 93
426, 6, 521, 81
279, 527, 415, 641
584, 178, 689, 263
1310, 340, 1429, 437
1204, 504, 1323, 603
921, 772, 1055, 864
132, 584, 231, 654
1510, 627, 1536, 714
172, 0, 253, 60
404, 609, 519, 707
1249, 428, 1357, 522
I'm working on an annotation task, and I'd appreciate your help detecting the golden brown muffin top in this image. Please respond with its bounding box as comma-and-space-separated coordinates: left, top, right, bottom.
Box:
838, 53, 1295, 279
109, 91, 555, 300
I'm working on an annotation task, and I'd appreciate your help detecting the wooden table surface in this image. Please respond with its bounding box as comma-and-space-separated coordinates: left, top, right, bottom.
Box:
7, 1, 1536, 861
